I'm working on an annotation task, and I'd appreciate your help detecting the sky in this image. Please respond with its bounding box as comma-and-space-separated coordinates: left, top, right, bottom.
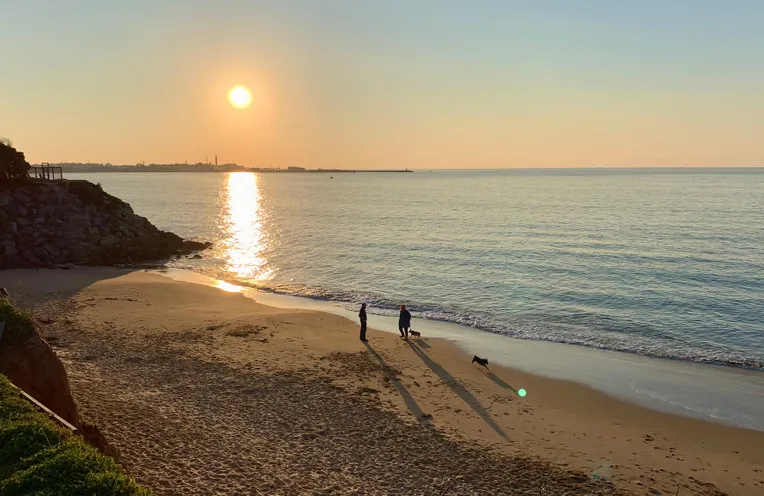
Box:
2, 0, 763, 169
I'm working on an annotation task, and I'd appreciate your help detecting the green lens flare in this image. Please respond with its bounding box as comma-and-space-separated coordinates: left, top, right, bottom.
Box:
518, 389, 527, 397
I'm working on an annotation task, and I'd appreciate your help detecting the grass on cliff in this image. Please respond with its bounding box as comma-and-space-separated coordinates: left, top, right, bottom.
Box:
0, 374, 151, 496
0, 298, 35, 346
0, 298, 150, 494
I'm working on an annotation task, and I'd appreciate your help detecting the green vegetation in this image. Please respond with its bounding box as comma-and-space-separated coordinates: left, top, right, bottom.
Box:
0, 374, 151, 495
0, 300, 149, 494
0, 298, 35, 346
0, 139, 30, 182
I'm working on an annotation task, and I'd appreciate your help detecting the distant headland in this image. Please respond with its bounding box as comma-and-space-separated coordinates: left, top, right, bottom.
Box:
44, 163, 413, 174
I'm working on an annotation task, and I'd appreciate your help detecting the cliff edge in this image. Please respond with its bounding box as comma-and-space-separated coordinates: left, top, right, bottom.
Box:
0, 373, 150, 495
0, 296, 119, 460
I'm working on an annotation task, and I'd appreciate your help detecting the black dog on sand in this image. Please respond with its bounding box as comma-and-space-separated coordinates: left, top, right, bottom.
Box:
471, 355, 489, 367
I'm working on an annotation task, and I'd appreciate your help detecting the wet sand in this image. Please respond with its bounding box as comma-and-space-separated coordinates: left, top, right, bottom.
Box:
4, 268, 764, 495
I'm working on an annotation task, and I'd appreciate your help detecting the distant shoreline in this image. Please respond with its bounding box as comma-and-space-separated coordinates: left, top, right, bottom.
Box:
49, 166, 764, 174
56, 168, 413, 174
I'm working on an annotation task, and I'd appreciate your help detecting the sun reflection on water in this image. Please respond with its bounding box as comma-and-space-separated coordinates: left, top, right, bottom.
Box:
215, 280, 243, 293
221, 172, 272, 281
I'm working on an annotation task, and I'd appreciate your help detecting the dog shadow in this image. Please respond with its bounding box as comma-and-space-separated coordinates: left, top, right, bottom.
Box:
407, 341, 508, 440
483, 370, 518, 394
411, 337, 431, 349
363, 341, 433, 426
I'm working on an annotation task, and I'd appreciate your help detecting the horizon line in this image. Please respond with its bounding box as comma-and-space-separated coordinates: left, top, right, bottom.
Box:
42, 163, 764, 171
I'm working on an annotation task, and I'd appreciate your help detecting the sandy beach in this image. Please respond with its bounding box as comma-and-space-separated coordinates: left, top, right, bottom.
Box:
3, 268, 763, 495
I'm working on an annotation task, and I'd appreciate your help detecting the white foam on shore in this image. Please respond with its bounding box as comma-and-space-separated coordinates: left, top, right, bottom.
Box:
157, 268, 764, 432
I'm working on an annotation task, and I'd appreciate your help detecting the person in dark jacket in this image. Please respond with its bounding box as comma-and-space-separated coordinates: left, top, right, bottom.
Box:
398, 304, 412, 338
359, 303, 368, 341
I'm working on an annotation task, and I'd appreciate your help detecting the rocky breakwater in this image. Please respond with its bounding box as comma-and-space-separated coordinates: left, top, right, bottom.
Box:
0, 179, 210, 268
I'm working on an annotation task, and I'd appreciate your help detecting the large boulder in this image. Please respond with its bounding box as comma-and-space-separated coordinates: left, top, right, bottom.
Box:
0, 298, 121, 460
0, 330, 80, 427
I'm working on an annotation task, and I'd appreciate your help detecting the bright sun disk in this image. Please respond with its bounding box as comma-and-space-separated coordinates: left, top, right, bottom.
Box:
228, 85, 252, 109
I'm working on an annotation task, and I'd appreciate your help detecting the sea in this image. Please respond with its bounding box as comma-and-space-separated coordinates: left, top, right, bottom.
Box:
71, 169, 764, 369
68, 169, 764, 428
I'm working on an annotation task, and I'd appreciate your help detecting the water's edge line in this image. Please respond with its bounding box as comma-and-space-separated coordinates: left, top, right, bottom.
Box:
152, 267, 764, 431
165, 263, 763, 372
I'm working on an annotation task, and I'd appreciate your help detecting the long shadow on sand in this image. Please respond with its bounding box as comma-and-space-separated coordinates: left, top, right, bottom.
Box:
0, 267, 139, 307
407, 341, 508, 440
483, 370, 518, 394
362, 341, 432, 425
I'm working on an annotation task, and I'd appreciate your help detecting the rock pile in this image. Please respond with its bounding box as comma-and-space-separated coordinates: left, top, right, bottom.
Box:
0, 179, 210, 268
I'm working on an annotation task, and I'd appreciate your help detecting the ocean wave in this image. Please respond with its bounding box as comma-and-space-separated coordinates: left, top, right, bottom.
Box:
168, 259, 764, 371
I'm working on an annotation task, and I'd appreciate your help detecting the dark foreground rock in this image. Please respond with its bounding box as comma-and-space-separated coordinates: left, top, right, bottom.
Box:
0, 328, 80, 426
0, 296, 120, 460
0, 179, 210, 268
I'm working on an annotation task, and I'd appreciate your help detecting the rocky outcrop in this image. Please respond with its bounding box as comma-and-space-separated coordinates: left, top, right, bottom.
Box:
0, 179, 210, 268
0, 297, 120, 460
0, 329, 80, 426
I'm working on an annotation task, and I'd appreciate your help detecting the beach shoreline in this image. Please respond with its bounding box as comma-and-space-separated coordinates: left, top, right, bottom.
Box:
2, 267, 763, 495
158, 268, 764, 433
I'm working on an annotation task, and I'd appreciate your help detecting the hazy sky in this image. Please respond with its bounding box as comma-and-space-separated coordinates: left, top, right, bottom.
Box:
2, 1, 763, 168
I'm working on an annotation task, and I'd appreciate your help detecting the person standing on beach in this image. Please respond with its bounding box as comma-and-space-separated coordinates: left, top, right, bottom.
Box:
398, 305, 412, 339
359, 303, 368, 341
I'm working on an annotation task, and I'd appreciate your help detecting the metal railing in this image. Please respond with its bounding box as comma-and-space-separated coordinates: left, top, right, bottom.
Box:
29, 163, 64, 181
7, 379, 78, 433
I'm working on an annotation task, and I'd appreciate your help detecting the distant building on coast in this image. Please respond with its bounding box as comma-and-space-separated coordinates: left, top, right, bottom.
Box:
44, 162, 412, 174
50, 162, 247, 173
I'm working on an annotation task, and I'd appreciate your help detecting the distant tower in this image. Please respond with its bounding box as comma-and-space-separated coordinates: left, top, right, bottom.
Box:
215, 155, 218, 167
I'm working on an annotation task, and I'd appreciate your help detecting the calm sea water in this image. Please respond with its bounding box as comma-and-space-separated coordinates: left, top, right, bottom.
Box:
70, 170, 764, 370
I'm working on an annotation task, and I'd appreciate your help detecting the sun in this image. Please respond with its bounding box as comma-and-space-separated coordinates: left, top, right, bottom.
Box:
228, 85, 252, 109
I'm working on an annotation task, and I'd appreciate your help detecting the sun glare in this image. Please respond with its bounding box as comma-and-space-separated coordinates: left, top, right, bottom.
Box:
228, 85, 252, 109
